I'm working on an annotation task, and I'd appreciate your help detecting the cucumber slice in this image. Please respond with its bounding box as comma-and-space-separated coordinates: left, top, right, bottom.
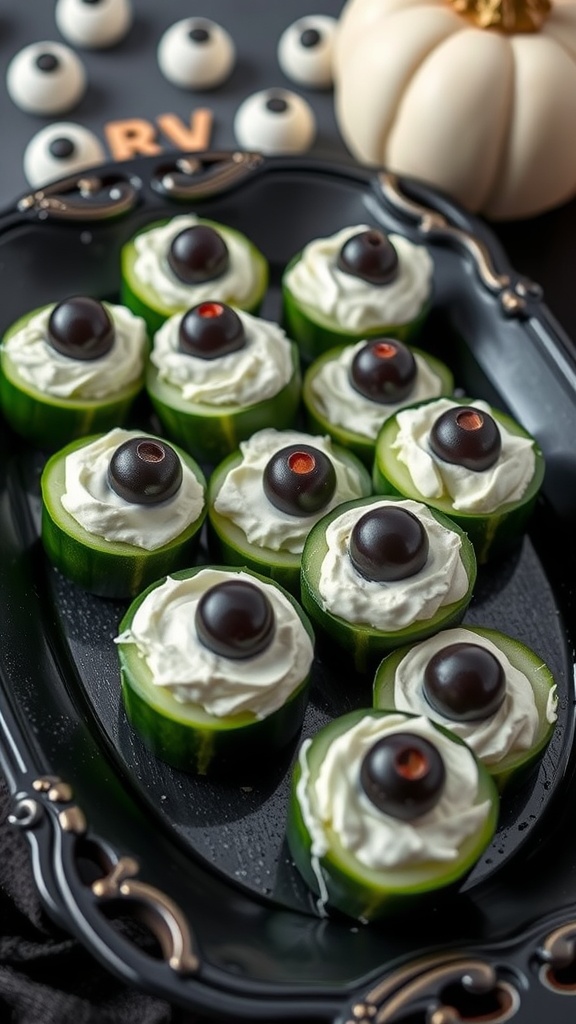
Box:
121, 218, 269, 336
373, 626, 558, 790
41, 433, 207, 599
207, 442, 373, 595
302, 344, 454, 468
300, 495, 477, 674
373, 398, 545, 564
287, 708, 499, 921
117, 566, 314, 776
146, 341, 302, 466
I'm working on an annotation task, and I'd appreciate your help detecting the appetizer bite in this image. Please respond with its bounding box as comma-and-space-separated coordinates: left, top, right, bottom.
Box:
0, 296, 147, 449
287, 708, 498, 921
208, 427, 372, 594
41, 427, 206, 599
116, 566, 315, 776
300, 495, 476, 674
146, 300, 301, 464
303, 337, 453, 466
282, 224, 433, 362
373, 626, 558, 790
373, 396, 545, 562
121, 214, 269, 335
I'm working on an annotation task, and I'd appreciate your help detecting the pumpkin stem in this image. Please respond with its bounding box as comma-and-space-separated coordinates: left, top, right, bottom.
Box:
449, 0, 551, 32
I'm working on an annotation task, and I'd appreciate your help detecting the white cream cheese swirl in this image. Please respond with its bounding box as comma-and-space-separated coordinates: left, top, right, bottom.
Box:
309, 341, 444, 440
284, 224, 433, 331
297, 713, 491, 870
317, 498, 469, 629
114, 568, 314, 718
150, 307, 294, 406
1, 302, 147, 399
60, 427, 205, 550
392, 398, 536, 513
390, 628, 557, 766
132, 215, 260, 308
213, 428, 369, 555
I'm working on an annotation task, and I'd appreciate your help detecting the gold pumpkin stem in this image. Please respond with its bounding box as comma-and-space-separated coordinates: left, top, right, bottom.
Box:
450, 0, 551, 31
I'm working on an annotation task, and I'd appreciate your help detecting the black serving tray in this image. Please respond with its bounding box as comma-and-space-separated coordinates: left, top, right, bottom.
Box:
1, 153, 576, 1023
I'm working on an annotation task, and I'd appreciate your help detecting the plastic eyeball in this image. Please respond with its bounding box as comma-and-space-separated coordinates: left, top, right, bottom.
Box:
6, 41, 86, 116
157, 17, 235, 90
277, 15, 337, 89
234, 88, 316, 155
23, 123, 105, 188
55, 0, 133, 50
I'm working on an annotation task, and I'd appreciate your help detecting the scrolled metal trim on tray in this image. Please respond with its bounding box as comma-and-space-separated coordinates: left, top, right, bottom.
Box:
536, 920, 576, 994
150, 150, 265, 201
16, 171, 139, 220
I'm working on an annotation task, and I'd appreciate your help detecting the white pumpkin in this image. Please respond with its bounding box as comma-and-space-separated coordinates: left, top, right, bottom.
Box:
332, 0, 576, 219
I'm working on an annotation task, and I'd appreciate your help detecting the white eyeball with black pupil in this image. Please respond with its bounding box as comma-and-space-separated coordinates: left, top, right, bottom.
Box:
6, 41, 87, 115
277, 15, 337, 89
234, 89, 316, 155
157, 18, 235, 90
55, 0, 133, 50
23, 123, 105, 188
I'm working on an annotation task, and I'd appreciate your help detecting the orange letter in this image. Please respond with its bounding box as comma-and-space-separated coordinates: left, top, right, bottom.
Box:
156, 109, 214, 152
103, 118, 162, 161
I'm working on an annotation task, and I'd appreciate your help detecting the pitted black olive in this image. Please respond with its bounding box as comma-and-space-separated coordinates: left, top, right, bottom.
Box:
336, 229, 399, 285
47, 296, 115, 360
423, 642, 507, 722
429, 405, 502, 471
107, 437, 183, 505
263, 444, 337, 516
349, 505, 429, 582
195, 579, 275, 659
178, 301, 245, 359
167, 225, 230, 284
350, 338, 417, 404
360, 732, 446, 820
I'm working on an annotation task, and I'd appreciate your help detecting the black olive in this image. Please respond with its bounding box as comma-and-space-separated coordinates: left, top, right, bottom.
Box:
178, 301, 245, 359
47, 296, 115, 360
336, 229, 399, 285
263, 444, 337, 516
349, 338, 417, 404
195, 579, 275, 659
349, 505, 429, 582
167, 225, 229, 284
360, 732, 446, 820
429, 405, 502, 471
107, 437, 183, 505
423, 642, 507, 722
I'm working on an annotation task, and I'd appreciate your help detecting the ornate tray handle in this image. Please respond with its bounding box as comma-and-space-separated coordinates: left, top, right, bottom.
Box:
16, 171, 139, 220
150, 150, 265, 200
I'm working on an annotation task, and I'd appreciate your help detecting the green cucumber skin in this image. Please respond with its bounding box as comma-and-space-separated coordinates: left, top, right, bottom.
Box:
207, 446, 373, 597
118, 566, 315, 776
120, 218, 269, 336
373, 627, 557, 791
373, 400, 546, 564
0, 308, 144, 450
299, 495, 477, 675
146, 343, 302, 466
302, 346, 454, 469
286, 709, 499, 921
40, 435, 207, 599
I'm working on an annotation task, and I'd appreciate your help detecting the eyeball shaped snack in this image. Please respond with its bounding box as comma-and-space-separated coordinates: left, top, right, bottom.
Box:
300, 495, 477, 674
55, 0, 133, 49
0, 297, 148, 449
120, 215, 269, 336
40, 428, 207, 599
23, 123, 106, 188
373, 396, 545, 563
157, 18, 235, 90
115, 566, 315, 776
277, 15, 337, 89
373, 625, 558, 791
287, 708, 498, 921
6, 41, 86, 115
234, 88, 316, 155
